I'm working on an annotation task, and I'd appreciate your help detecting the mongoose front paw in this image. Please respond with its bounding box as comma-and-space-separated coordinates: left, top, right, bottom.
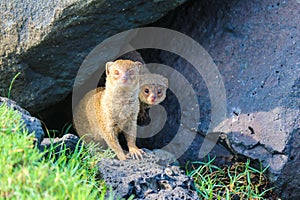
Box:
127, 147, 144, 160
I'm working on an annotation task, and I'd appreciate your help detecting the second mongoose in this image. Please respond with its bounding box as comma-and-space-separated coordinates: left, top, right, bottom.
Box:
138, 71, 168, 124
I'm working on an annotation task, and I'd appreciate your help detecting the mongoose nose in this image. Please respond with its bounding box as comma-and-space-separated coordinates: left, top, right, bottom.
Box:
122, 77, 128, 83
150, 96, 156, 102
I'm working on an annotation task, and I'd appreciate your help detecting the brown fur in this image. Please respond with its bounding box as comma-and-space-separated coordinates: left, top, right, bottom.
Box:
138, 73, 168, 123
74, 60, 144, 160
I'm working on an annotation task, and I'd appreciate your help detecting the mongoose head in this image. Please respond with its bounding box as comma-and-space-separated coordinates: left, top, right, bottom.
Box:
139, 83, 168, 105
105, 60, 142, 90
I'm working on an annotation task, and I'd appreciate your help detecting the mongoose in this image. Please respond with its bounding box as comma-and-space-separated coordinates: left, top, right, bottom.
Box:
74, 60, 144, 160
138, 73, 168, 124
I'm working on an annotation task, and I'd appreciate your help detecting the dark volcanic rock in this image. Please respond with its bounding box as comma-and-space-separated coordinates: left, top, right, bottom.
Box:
140, 0, 299, 198
98, 149, 198, 200
0, 97, 44, 146
0, 0, 187, 113
40, 133, 80, 154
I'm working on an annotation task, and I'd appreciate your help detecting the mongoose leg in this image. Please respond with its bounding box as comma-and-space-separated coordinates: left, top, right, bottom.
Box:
124, 121, 144, 159
106, 136, 126, 160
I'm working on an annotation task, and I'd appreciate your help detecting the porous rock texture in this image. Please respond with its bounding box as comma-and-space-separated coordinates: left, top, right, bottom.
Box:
139, 0, 299, 198
0, 97, 44, 146
98, 149, 198, 200
0, 0, 187, 113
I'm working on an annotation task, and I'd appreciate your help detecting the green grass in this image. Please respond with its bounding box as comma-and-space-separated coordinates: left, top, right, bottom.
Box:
187, 156, 274, 199
0, 102, 117, 199
7, 72, 21, 99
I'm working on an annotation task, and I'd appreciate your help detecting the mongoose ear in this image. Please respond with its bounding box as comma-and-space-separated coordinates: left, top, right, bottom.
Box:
134, 61, 143, 72
162, 77, 169, 88
106, 61, 114, 76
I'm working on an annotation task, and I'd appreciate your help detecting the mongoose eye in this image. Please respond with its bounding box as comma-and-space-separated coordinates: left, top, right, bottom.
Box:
128, 70, 135, 75
114, 70, 120, 76
144, 88, 149, 94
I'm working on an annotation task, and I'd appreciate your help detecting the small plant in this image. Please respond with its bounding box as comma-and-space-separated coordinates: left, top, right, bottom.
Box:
7, 72, 21, 99
186, 156, 274, 199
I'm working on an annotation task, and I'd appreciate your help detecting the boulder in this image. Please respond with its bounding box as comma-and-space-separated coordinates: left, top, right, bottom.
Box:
98, 149, 198, 199
0, 97, 44, 146
0, 0, 187, 113
141, 0, 299, 198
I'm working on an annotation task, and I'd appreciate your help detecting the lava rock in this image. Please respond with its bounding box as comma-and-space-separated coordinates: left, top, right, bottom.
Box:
97, 149, 198, 199
40, 134, 81, 155
0, 0, 187, 113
